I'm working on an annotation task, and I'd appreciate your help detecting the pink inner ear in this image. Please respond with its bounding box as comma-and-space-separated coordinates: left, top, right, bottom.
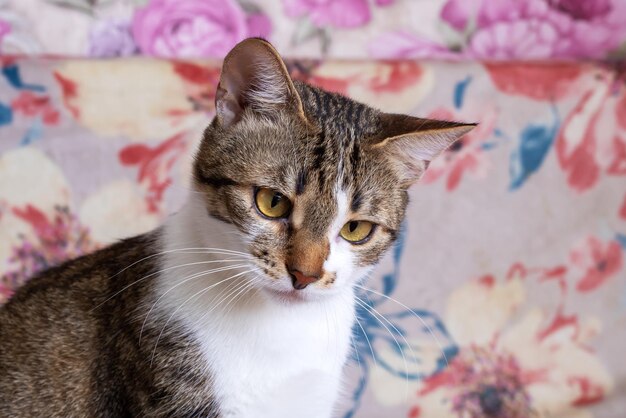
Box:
376, 125, 474, 186
216, 86, 243, 127
214, 38, 303, 128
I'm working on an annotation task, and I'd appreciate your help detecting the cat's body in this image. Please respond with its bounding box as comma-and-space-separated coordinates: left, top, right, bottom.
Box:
0, 39, 473, 417
0, 232, 219, 417
0, 203, 352, 418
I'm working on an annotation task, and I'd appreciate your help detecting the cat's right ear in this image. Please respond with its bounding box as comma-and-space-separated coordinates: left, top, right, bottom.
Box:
371, 114, 476, 187
215, 38, 305, 128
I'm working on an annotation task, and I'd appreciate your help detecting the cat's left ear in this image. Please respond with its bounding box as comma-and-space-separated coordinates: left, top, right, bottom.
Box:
215, 38, 305, 128
371, 113, 476, 186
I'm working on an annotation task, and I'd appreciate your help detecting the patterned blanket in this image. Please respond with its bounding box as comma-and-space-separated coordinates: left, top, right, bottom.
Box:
1, 0, 626, 60
2, 0, 626, 417
1, 56, 625, 417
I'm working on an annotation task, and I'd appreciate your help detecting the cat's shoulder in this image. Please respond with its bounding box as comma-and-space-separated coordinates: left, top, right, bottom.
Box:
1, 230, 161, 311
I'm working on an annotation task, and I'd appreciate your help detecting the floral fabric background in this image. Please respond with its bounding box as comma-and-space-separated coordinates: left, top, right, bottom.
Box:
1, 1, 626, 418
1, 57, 625, 418
0, 0, 626, 60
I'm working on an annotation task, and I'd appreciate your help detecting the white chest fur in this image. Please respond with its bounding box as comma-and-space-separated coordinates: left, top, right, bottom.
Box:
195, 293, 355, 418
157, 200, 356, 418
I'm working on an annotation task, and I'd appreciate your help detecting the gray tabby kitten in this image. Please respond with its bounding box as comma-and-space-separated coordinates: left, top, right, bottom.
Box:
0, 39, 474, 417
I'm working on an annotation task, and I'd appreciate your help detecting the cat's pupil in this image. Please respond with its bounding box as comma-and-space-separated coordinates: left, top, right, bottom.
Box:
271, 193, 282, 208
349, 221, 358, 232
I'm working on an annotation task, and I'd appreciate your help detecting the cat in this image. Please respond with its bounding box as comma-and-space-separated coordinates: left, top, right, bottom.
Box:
0, 38, 474, 418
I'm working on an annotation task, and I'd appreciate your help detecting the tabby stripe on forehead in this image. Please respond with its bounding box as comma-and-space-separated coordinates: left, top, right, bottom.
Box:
312, 130, 328, 190
351, 189, 363, 212
312, 132, 326, 168
340, 101, 351, 146
296, 170, 307, 195
202, 176, 239, 188
349, 138, 360, 171
194, 167, 239, 188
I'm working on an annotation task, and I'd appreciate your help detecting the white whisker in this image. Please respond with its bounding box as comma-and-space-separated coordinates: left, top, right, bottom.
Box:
93, 257, 249, 312
353, 314, 377, 369
221, 274, 261, 318
359, 292, 420, 371
149, 269, 256, 366
140, 264, 249, 344
195, 271, 261, 325
354, 284, 449, 367
355, 296, 411, 403
106, 246, 251, 280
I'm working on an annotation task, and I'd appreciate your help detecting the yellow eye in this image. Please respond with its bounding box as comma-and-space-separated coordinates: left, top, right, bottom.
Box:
255, 187, 292, 219
340, 221, 374, 244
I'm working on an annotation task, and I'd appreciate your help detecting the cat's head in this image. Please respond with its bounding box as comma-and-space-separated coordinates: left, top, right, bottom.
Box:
192, 38, 474, 302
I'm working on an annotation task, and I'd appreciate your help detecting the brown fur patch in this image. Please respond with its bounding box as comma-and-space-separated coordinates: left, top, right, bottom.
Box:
0, 232, 219, 417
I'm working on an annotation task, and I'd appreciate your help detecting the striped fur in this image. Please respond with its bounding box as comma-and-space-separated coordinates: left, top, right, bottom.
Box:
0, 38, 473, 417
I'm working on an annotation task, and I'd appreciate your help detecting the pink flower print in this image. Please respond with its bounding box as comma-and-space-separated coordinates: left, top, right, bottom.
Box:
468, 19, 562, 60
118, 133, 188, 213
555, 78, 607, 191
412, 347, 535, 418
368, 30, 464, 60
441, 0, 523, 31
379, 0, 626, 60
570, 236, 623, 292
172, 61, 221, 113
11, 91, 60, 125
246, 13, 272, 38
406, 273, 613, 417
1, 205, 97, 303
284, 0, 371, 28
478, 0, 625, 59
555, 71, 626, 211
549, 0, 613, 20
485, 62, 583, 101
53, 72, 80, 119
132, 0, 255, 58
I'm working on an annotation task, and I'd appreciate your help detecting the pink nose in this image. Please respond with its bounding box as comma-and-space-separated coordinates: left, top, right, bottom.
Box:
289, 269, 320, 290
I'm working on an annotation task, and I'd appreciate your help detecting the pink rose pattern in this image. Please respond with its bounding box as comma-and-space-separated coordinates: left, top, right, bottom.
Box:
0, 205, 98, 304
284, 0, 372, 28
3, 0, 624, 59
409, 255, 619, 418
371, 0, 626, 60
83, 0, 273, 58
132, 0, 260, 58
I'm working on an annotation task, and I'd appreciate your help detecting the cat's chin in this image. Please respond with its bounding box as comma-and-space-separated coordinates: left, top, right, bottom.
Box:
261, 287, 310, 304
260, 285, 339, 304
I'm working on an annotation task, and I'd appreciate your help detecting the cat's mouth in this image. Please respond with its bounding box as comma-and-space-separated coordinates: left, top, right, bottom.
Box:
261, 286, 312, 303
